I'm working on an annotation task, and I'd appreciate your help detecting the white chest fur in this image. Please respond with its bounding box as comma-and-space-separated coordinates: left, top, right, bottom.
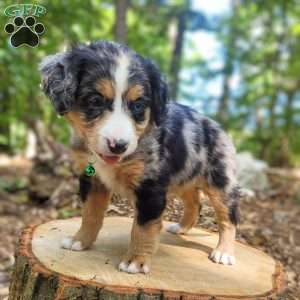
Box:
94, 161, 128, 196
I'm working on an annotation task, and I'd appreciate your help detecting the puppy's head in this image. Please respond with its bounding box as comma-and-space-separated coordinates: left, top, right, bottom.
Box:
40, 41, 168, 165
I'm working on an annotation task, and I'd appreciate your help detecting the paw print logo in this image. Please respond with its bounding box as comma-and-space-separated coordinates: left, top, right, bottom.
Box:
4, 16, 45, 48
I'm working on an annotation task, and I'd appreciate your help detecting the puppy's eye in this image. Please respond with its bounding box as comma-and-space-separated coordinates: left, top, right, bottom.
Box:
88, 95, 103, 104
130, 100, 145, 114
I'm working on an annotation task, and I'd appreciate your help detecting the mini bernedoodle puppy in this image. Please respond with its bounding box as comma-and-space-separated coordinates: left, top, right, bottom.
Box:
40, 40, 240, 274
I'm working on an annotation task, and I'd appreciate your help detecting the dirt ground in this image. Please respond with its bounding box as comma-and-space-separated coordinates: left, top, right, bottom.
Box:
0, 157, 299, 300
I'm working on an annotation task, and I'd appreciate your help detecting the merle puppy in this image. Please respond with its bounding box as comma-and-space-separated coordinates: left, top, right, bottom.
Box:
40, 40, 240, 274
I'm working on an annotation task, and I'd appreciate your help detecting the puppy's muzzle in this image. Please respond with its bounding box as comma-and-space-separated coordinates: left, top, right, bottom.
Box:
106, 138, 129, 154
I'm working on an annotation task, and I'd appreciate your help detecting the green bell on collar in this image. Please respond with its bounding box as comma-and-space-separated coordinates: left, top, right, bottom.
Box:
84, 162, 96, 177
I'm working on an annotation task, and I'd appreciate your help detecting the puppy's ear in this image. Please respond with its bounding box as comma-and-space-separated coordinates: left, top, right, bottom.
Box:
39, 52, 77, 115
143, 59, 168, 125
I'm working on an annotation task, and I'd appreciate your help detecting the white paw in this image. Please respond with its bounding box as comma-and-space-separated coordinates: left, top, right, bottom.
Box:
118, 261, 150, 274
61, 237, 84, 251
210, 250, 236, 265
166, 223, 186, 234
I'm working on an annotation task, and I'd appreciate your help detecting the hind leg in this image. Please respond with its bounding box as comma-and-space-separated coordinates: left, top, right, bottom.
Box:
205, 185, 240, 265
166, 187, 202, 234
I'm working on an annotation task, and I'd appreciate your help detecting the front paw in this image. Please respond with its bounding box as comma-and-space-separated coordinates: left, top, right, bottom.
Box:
61, 236, 87, 251
166, 223, 188, 234
118, 254, 151, 274
209, 248, 236, 265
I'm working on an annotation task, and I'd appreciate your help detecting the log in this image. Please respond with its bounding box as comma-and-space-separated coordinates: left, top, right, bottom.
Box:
9, 217, 285, 299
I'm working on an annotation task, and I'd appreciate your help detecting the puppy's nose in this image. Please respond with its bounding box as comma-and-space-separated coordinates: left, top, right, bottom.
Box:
106, 138, 128, 154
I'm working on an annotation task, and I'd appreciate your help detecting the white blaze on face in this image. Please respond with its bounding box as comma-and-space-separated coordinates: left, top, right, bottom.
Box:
114, 52, 130, 103
98, 52, 138, 156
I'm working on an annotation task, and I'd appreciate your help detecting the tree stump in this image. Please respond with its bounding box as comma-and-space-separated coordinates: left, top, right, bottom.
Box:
9, 217, 285, 299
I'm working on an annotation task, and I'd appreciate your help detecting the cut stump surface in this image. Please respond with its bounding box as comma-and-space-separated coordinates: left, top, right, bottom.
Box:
9, 217, 285, 299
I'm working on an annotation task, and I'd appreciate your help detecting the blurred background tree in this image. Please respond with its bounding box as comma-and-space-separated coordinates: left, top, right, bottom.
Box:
0, 0, 299, 167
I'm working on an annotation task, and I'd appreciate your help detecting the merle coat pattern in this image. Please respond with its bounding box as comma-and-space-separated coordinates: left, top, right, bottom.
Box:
40, 41, 240, 274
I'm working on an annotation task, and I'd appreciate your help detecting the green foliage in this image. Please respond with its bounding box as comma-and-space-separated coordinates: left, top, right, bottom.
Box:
0, 0, 299, 166
0, 0, 174, 153
234, 1, 300, 166
181, 0, 300, 166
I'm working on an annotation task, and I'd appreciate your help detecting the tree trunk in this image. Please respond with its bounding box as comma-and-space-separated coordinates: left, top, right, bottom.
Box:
216, 0, 240, 126
217, 69, 231, 126
277, 90, 296, 166
0, 90, 11, 152
9, 217, 285, 299
170, 9, 187, 101
284, 90, 295, 136
114, 0, 129, 44
268, 93, 278, 132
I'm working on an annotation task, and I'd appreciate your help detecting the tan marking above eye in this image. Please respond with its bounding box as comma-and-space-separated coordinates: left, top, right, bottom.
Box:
95, 79, 115, 100
125, 84, 144, 102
